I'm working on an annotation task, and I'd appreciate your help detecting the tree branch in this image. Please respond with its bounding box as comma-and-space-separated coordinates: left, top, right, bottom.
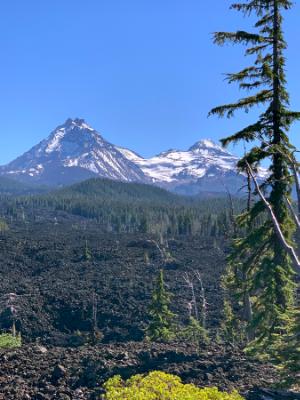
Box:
285, 197, 300, 230
288, 154, 300, 216
246, 161, 300, 269
254, 137, 300, 216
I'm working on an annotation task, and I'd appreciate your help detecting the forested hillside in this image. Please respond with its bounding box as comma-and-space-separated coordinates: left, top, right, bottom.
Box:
0, 176, 47, 196
0, 177, 242, 237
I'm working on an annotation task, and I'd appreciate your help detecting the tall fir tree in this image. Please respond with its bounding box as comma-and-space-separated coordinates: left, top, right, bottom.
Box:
147, 270, 176, 342
209, 0, 300, 352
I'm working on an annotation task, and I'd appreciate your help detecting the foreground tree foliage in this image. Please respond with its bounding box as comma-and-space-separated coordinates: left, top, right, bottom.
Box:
278, 309, 300, 386
210, 0, 300, 360
102, 371, 244, 400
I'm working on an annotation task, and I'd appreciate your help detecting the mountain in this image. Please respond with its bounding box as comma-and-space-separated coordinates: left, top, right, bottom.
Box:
0, 118, 147, 186
117, 139, 267, 195
0, 118, 267, 193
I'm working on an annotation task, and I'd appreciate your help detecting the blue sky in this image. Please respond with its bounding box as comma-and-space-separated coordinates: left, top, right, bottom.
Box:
1, 0, 300, 164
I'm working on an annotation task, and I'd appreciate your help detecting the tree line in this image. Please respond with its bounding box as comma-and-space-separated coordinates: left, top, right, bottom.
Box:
0, 183, 245, 237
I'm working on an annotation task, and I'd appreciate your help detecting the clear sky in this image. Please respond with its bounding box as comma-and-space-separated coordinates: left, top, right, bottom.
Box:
1, 0, 300, 164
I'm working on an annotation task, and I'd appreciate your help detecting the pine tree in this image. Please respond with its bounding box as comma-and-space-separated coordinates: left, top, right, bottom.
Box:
220, 297, 244, 345
278, 309, 300, 385
146, 270, 176, 342
180, 317, 209, 348
209, 0, 300, 352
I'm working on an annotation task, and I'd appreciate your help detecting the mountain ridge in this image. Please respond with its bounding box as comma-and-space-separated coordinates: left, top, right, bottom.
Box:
0, 118, 267, 194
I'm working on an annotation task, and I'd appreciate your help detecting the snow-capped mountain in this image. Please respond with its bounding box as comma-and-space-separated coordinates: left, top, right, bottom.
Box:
0, 118, 147, 186
117, 140, 267, 194
118, 139, 239, 183
0, 118, 266, 193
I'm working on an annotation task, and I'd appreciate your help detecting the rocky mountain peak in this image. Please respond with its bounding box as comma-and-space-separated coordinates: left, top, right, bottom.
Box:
0, 119, 147, 186
61, 118, 94, 130
188, 139, 227, 153
44, 118, 103, 155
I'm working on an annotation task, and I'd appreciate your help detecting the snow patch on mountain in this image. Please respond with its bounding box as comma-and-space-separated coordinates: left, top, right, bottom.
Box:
0, 119, 268, 192
118, 139, 241, 184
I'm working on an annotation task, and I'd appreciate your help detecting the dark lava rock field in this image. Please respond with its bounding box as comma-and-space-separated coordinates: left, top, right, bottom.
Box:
0, 216, 298, 399
0, 342, 280, 399
0, 217, 225, 343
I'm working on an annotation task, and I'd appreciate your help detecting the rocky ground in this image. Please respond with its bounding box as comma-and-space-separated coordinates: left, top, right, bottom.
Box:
0, 341, 291, 400
0, 219, 226, 343
0, 218, 299, 399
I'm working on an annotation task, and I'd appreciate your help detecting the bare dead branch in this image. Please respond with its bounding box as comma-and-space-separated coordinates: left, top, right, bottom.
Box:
221, 181, 237, 236
286, 197, 300, 230
183, 272, 199, 321
246, 161, 300, 269
289, 154, 300, 216
149, 240, 167, 262
194, 271, 207, 329
255, 136, 300, 215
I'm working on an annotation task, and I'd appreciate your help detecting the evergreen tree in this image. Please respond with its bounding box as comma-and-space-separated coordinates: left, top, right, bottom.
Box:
278, 309, 300, 385
147, 270, 176, 342
220, 297, 244, 345
180, 317, 209, 348
209, 0, 300, 352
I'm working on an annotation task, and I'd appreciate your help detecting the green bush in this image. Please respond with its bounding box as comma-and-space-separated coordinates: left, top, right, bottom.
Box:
0, 219, 8, 232
0, 333, 21, 349
102, 371, 244, 400
180, 317, 209, 346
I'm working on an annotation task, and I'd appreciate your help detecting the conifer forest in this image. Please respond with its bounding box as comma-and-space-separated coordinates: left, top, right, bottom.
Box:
0, 1, 299, 399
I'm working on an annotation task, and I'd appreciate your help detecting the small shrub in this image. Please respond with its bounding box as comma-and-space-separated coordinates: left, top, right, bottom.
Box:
179, 317, 209, 347
0, 333, 21, 349
102, 371, 244, 400
0, 219, 8, 232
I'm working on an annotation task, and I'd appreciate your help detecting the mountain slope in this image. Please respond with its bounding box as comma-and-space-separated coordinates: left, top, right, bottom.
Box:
0, 118, 267, 193
118, 139, 267, 194
0, 176, 48, 195
0, 119, 147, 186
119, 139, 237, 183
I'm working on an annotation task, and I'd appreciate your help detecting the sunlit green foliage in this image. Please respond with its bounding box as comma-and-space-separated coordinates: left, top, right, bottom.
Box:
220, 299, 243, 345
180, 317, 209, 347
0, 333, 21, 349
0, 218, 8, 232
102, 371, 245, 400
277, 309, 300, 386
